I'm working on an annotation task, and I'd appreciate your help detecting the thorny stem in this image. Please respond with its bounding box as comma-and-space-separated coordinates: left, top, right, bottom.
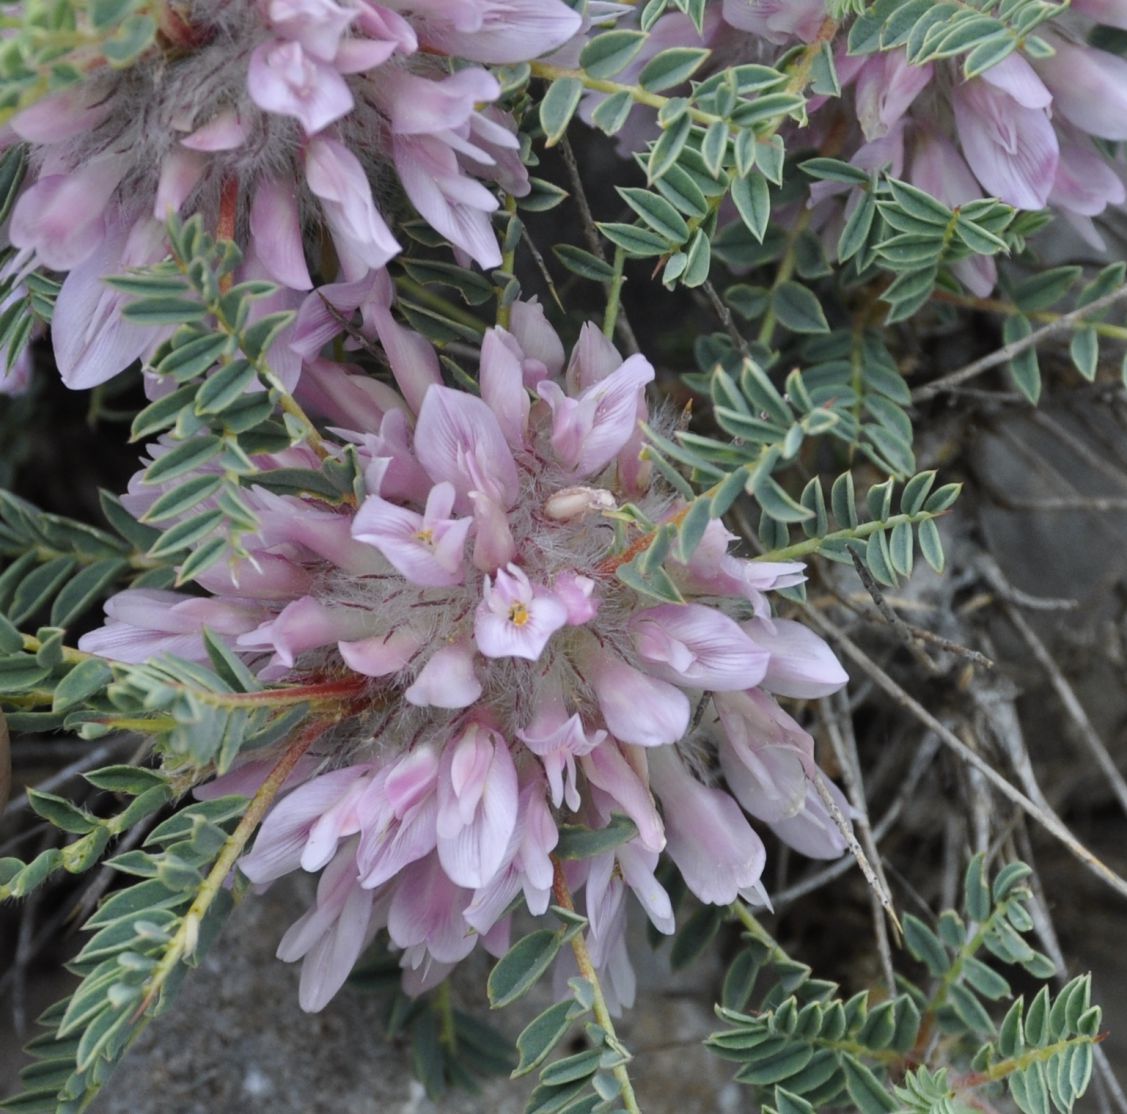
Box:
552, 859, 642, 1114
136, 719, 327, 1015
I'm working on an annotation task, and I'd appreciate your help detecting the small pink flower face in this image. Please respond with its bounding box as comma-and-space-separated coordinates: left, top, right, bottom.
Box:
353, 481, 472, 587
475, 565, 569, 661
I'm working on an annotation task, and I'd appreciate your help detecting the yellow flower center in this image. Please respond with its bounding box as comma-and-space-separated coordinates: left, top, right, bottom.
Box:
508, 602, 531, 627
414, 528, 434, 547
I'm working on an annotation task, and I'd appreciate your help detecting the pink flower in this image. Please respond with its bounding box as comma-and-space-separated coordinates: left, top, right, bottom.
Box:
715, 689, 813, 824
648, 747, 767, 906
414, 384, 520, 511
276, 843, 380, 1012
393, 133, 503, 269
387, 851, 476, 965
721, 0, 825, 43
744, 617, 849, 698
248, 39, 355, 135
305, 136, 402, 275
9, 158, 125, 271
518, 681, 606, 810
583, 644, 691, 748
952, 71, 1058, 210
435, 723, 519, 889
475, 565, 568, 660
84, 306, 852, 1009
239, 766, 372, 884
1035, 35, 1127, 141
405, 642, 483, 709
855, 51, 932, 142
353, 481, 472, 587
418, 0, 583, 63
267, 0, 357, 60
537, 353, 654, 479
355, 749, 441, 888
630, 603, 770, 691
251, 178, 314, 291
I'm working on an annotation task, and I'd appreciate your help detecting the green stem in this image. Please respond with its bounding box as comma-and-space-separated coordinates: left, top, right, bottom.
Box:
21, 634, 98, 667
757, 207, 810, 348
961, 1035, 1103, 1087
603, 246, 627, 339
434, 981, 458, 1051
497, 194, 519, 330
754, 510, 940, 563
136, 720, 324, 1014
730, 899, 783, 956
553, 860, 643, 1114
923, 907, 1001, 1019
167, 244, 329, 460
530, 62, 723, 126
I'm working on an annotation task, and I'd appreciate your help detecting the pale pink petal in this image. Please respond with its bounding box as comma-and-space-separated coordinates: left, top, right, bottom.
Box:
479, 326, 530, 447
539, 353, 655, 479
510, 298, 565, 377
414, 385, 519, 511
240, 767, 369, 883
387, 852, 477, 964
580, 742, 665, 852
630, 603, 770, 691
584, 647, 690, 748
1035, 36, 1127, 140
180, 110, 247, 152
980, 52, 1051, 109
470, 492, 517, 572
10, 159, 124, 270
305, 136, 401, 273
648, 747, 766, 905
247, 39, 354, 135
405, 642, 483, 708
769, 777, 851, 859
422, 0, 582, 63
744, 617, 849, 698
953, 77, 1059, 209
338, 628, 423, 676
352, 484, 471, 586
154, 148, 207, 218
436, 724, 520, 889
251, 177, 313, 290
393, 133, 501, 269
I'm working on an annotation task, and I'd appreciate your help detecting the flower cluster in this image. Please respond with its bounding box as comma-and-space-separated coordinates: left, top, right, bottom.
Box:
0, 0, 580, 388
82, 297, 851, 1012
603, 0, 1127, 294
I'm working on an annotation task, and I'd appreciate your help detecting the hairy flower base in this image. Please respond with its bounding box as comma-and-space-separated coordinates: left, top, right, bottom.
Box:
85, 303, 851, 1012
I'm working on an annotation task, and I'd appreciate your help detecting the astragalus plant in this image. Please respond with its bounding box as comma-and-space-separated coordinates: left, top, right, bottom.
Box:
1, 1, 1125, 1112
